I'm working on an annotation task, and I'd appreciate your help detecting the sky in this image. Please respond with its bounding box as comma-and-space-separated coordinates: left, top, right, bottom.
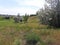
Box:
0, 0, 45, 15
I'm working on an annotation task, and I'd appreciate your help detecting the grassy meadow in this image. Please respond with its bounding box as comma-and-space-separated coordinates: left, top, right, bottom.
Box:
0, 16, 60, 45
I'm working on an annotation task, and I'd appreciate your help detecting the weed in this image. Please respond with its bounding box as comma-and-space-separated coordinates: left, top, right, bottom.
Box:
25, 32, 40, 45
13, 39, 20, 45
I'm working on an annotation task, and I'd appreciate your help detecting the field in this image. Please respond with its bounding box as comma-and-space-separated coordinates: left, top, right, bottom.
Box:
0, 16, 60, 45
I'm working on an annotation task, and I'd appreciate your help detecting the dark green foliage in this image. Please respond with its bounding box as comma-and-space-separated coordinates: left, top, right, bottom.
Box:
23, 14, 29, 23
25, 33, 40, 45
4, 16, 10, 20
30, 14, 36, 17
0, 16, 10, 20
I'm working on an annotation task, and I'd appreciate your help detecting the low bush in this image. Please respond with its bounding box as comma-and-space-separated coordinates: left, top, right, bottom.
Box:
13, 39, 20, 45
25, 32, 40, 45
23, 14, 29, 23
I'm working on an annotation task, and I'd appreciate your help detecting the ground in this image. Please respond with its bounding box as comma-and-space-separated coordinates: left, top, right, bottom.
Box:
0, 16, 60, 45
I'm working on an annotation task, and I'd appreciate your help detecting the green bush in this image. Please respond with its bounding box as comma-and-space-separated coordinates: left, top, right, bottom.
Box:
13, 39, 20, 45
25, 33, 40, 45
23, 14, 29, 23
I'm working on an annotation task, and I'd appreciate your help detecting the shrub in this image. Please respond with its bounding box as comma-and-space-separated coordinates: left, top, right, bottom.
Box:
14, 17, 19, 23
4, 16, 10, 20
25, 33, 40, 45
23, 14, 29, 23
13, 39, 20, 45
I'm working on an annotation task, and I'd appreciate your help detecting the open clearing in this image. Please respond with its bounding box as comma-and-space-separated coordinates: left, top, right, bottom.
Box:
0, 16, 60, 45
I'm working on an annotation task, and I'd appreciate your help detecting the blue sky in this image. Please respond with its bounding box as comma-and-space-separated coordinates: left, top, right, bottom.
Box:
0, 0, 45, 15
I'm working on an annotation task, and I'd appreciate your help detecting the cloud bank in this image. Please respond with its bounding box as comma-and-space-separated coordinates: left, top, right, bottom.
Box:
0, 0, 45, 15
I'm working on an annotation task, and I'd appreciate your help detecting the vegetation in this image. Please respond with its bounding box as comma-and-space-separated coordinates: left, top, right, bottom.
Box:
23, 14, 29, 23
37, 0, 60, 27
13, 39, 20, 45
0, 16, 59, 45
25, 32, 40, 45
0, 0, 60, 45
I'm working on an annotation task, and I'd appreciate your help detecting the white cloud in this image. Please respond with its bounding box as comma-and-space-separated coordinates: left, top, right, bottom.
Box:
0, 0, 45, 15
16, 0, 45, 8
0, 7, 37, 15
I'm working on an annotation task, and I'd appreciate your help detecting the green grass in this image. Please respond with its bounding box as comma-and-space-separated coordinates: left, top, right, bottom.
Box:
0, 16, 60, 45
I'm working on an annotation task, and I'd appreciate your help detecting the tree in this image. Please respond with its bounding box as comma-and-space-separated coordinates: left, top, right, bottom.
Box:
45, 0, 58, 9
37, 0, 60, 27
23, 14, 29, 23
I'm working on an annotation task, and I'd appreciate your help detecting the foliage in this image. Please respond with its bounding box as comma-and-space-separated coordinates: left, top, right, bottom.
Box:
23, 14, 29, 23
0, 16, 60, 45
13, 39, 20, 45
37, 0, 60, 27
14, 17, 19, 23
25, 32, 40, 45
4, 16, 10, 20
